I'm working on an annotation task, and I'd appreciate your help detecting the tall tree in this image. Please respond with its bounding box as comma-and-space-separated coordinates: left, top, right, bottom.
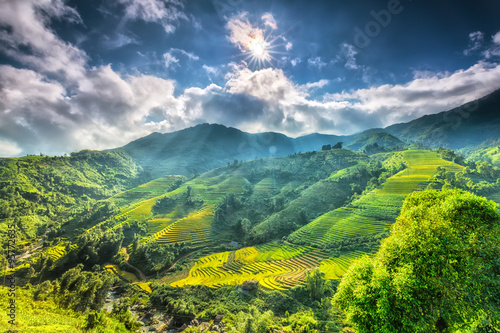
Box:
333, 189, 500, 332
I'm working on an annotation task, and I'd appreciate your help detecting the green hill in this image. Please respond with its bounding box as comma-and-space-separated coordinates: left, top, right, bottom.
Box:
346, 131, 405, 152
385, 89, 500, 149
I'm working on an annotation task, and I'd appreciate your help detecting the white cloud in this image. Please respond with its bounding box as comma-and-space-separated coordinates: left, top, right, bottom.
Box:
0, 140, 22, 157
286, 42, 293, 51
163, 52, 179, 69
162, 48, 199, 70
170, 48, 199, 61
464, 31, 484, 56
494, 31, 500, 45
308, 57, 327, 70
116, 0, 187, 34
303, 79, 330, 90
340, 43, 360, 70
484, 31, 500, 58
261, 13, 277, 30
325, 61, 500, 126
226, 12, 265, 52
291, 58, 301, 67
102, 33, 139, 50
0, 0, 87, 81
203, 65, 217, 75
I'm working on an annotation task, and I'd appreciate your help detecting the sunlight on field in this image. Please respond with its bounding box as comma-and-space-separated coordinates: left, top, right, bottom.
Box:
320, 251, 368, 279
104, 264, 139, 283
170, 243, 328, 290
154, 206, 214, 246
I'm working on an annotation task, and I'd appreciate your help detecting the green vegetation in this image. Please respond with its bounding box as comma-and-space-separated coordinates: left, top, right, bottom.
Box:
289, 150, 462, 248
3, 138, 500, 332
333, 189, 500, 332
0, 286, 130, 332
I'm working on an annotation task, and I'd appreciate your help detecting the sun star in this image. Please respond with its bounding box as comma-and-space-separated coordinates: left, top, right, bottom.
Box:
249, 38, 270, 60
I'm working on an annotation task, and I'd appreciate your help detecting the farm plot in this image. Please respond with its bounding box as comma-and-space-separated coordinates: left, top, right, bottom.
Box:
319, 251, 369, 279
170, 243, 328, 290
289, 151, 464, 247
2, 243, 78, 276
154, 206, 215, 246
110, 176, 184, 207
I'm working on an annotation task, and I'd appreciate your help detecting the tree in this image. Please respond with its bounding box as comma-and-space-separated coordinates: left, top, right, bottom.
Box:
333, 189, 500, 333
332, 142, 343, 149
305, 268, 326, 302
322, 144, 332, 151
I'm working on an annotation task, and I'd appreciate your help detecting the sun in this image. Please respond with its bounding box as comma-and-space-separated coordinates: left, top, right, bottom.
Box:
249, 37, 270, 60
243, 34, 276, 69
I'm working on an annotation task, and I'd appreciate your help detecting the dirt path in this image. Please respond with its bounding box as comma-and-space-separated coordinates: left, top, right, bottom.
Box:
122, 247, 147, 281
158, 251, 197, 276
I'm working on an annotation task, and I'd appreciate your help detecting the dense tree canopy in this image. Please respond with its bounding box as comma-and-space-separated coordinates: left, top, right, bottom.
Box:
333, 189, 500, 332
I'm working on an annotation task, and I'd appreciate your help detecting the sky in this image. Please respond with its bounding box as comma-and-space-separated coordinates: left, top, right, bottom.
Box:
1, 0, 500, 156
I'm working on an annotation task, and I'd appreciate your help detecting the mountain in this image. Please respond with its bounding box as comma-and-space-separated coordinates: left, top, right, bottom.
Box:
385, 88, 500, 149
345, 131, 405, 151
116, 123, 296, 178
114, 124, 404, 178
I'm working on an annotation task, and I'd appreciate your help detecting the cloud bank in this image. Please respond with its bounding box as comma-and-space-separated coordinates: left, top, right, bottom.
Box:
1, 3, 500, 157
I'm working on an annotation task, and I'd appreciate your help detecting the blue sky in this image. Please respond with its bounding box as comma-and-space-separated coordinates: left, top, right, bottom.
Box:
1, 0, 500, 156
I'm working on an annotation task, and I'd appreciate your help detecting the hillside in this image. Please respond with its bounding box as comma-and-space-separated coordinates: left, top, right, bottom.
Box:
115, 123, 296, 178
167, 150, 465, 290
0, 150, 143, 242
114, 123, 409, 178
385, 88, 500, 149
3, 145, 500, 332
345, 131, 405, 152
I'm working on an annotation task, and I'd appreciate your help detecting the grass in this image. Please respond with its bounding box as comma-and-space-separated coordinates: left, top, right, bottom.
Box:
110, 175, 184, 207
136, 282, 152, 293
288, 150, 464, 247
0, 286, 129, 332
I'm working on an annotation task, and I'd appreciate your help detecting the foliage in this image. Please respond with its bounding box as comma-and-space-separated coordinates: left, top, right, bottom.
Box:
282, 309, 319, 333
152, 196, 177, 214
128, 240, 178, 275
76, 227, 124, 267
333, 189, 500, 332
226, 306, 277, 333
0, 286, 129, 332
305, 268, 326, 302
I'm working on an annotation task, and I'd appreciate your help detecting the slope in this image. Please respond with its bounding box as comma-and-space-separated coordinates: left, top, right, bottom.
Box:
288, 150, 463, 247
167, 150, 464, 290
385, 89, 500, 149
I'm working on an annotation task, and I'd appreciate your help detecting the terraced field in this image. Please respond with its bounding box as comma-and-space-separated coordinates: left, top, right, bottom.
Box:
3, 243, 78, 276
170, 243, 328, 290
289, 151, 464, 247
161, 151, 468, 290
89, 175, 244, 241
110, 176, 185, 207
319, 251, 369, 279
154, 206, 214, 246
